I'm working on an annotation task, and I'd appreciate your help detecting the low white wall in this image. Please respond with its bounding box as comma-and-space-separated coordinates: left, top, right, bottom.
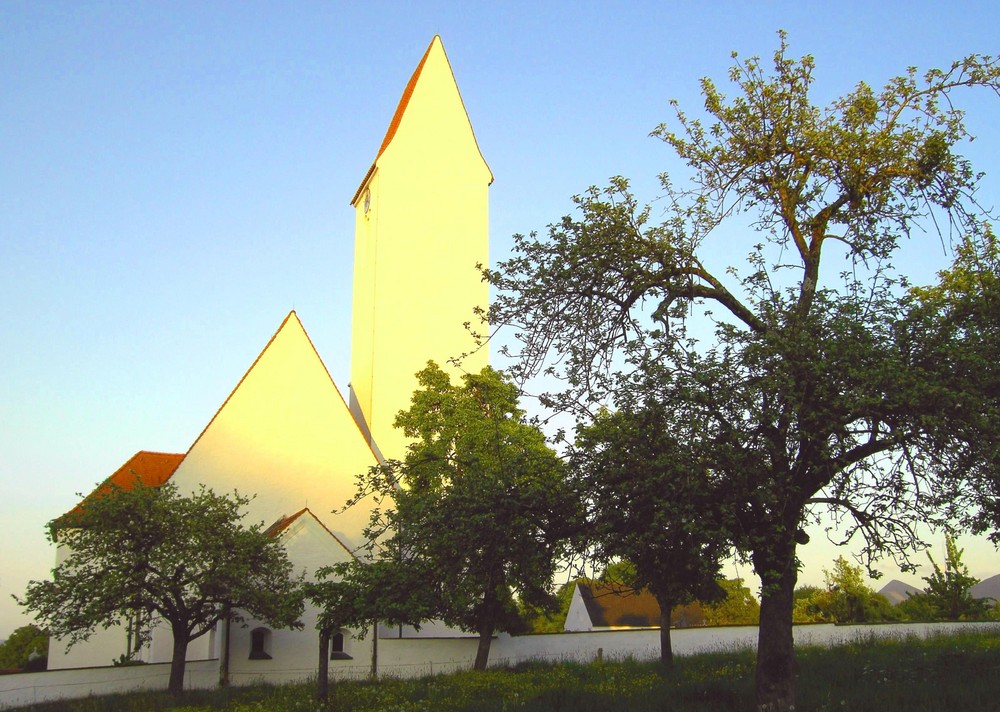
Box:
3, 622, 998, 709
0, 659, 218, 710
374, 621, 1000, 677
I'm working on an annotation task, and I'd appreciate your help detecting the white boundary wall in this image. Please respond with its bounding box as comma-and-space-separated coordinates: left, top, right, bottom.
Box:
0, 660, 218, 710
376, 621, 1000, 676
3, 622, 998, 709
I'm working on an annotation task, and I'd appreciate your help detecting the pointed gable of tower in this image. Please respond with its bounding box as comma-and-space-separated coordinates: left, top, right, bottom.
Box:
168, 312, 378, 551
351, 35, 492, 205
349, 36, 491, 463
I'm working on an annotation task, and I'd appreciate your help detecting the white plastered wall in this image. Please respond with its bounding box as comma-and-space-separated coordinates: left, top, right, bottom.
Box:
169, 312, 379, 552
224, 511, 372, 680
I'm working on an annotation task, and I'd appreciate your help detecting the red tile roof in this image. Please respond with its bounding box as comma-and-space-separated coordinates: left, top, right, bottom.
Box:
351, 38, 434, 207
62, 450, 185, 520
578, 582, 662, 628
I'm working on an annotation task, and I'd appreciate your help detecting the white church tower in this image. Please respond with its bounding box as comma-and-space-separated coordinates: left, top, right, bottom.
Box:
349, 35, 492, 462
44, 35, 491, 674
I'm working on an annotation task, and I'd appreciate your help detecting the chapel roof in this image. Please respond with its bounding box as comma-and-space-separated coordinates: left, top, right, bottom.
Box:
577, 582, 662, 628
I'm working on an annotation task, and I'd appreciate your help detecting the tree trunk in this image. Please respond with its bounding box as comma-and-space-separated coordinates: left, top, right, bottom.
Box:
658, 606, 673, 667
218, 610, 230, 688
649, 590, 676, 668
473, 625, 493, 670
754, 540, 798, 712
370, 619, 379, 679
317, 627, 330, 701
168, 624, 190, 696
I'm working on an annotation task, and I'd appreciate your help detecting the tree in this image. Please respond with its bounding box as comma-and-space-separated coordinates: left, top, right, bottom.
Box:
484, 34, 1000, 711
920, 535, 990, 620
704, 579, 761, 626
0, 625, 48, 671
810, 556, 898, 623
908, 234, 1000, 536
572, 402, 729, 665
19, 481, 303, 695
306, 555, 437, 699
895, 591, 939, 622
348, 363, 574, 670
791, 585, 825, 623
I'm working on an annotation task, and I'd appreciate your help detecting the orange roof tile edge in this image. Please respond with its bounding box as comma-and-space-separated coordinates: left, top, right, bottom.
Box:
376, 39, 433, 163
62, 450, 185, 521
349, 38, 432, 207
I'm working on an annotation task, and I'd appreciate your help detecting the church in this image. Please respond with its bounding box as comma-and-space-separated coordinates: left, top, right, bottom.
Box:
47, 35, 491, 675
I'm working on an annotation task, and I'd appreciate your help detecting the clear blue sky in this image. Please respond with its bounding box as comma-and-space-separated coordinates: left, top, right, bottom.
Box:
2, 1, 998, 637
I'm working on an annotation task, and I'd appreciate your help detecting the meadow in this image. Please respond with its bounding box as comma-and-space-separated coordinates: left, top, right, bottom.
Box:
15, 628, 1000, 711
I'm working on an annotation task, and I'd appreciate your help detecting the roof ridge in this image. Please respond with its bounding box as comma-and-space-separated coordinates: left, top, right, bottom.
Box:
178, 311, 379, 464
180, 311, 298, 458
291, 314, 381, 461
265, 507, 357, 559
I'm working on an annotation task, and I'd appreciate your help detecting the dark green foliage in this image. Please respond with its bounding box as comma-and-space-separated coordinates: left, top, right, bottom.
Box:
895, 592, 941, 622
520, 576, 587, 633
18, 481, 303, 695
794, 557, 899, 624
0, 624, 48, 671
343, 363, 575, 670
484, 33, 1000, 710
306, 556, 439, 699
308, 558, 436, 636
572, 403, 730, 663
918, 536, 991, 620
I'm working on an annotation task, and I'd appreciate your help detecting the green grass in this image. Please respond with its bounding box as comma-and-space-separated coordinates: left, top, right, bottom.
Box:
15, 628, 1000, 711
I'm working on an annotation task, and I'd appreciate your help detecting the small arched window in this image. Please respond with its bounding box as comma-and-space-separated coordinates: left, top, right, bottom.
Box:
249, 627, 272, 660
330, 629, 352, 660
